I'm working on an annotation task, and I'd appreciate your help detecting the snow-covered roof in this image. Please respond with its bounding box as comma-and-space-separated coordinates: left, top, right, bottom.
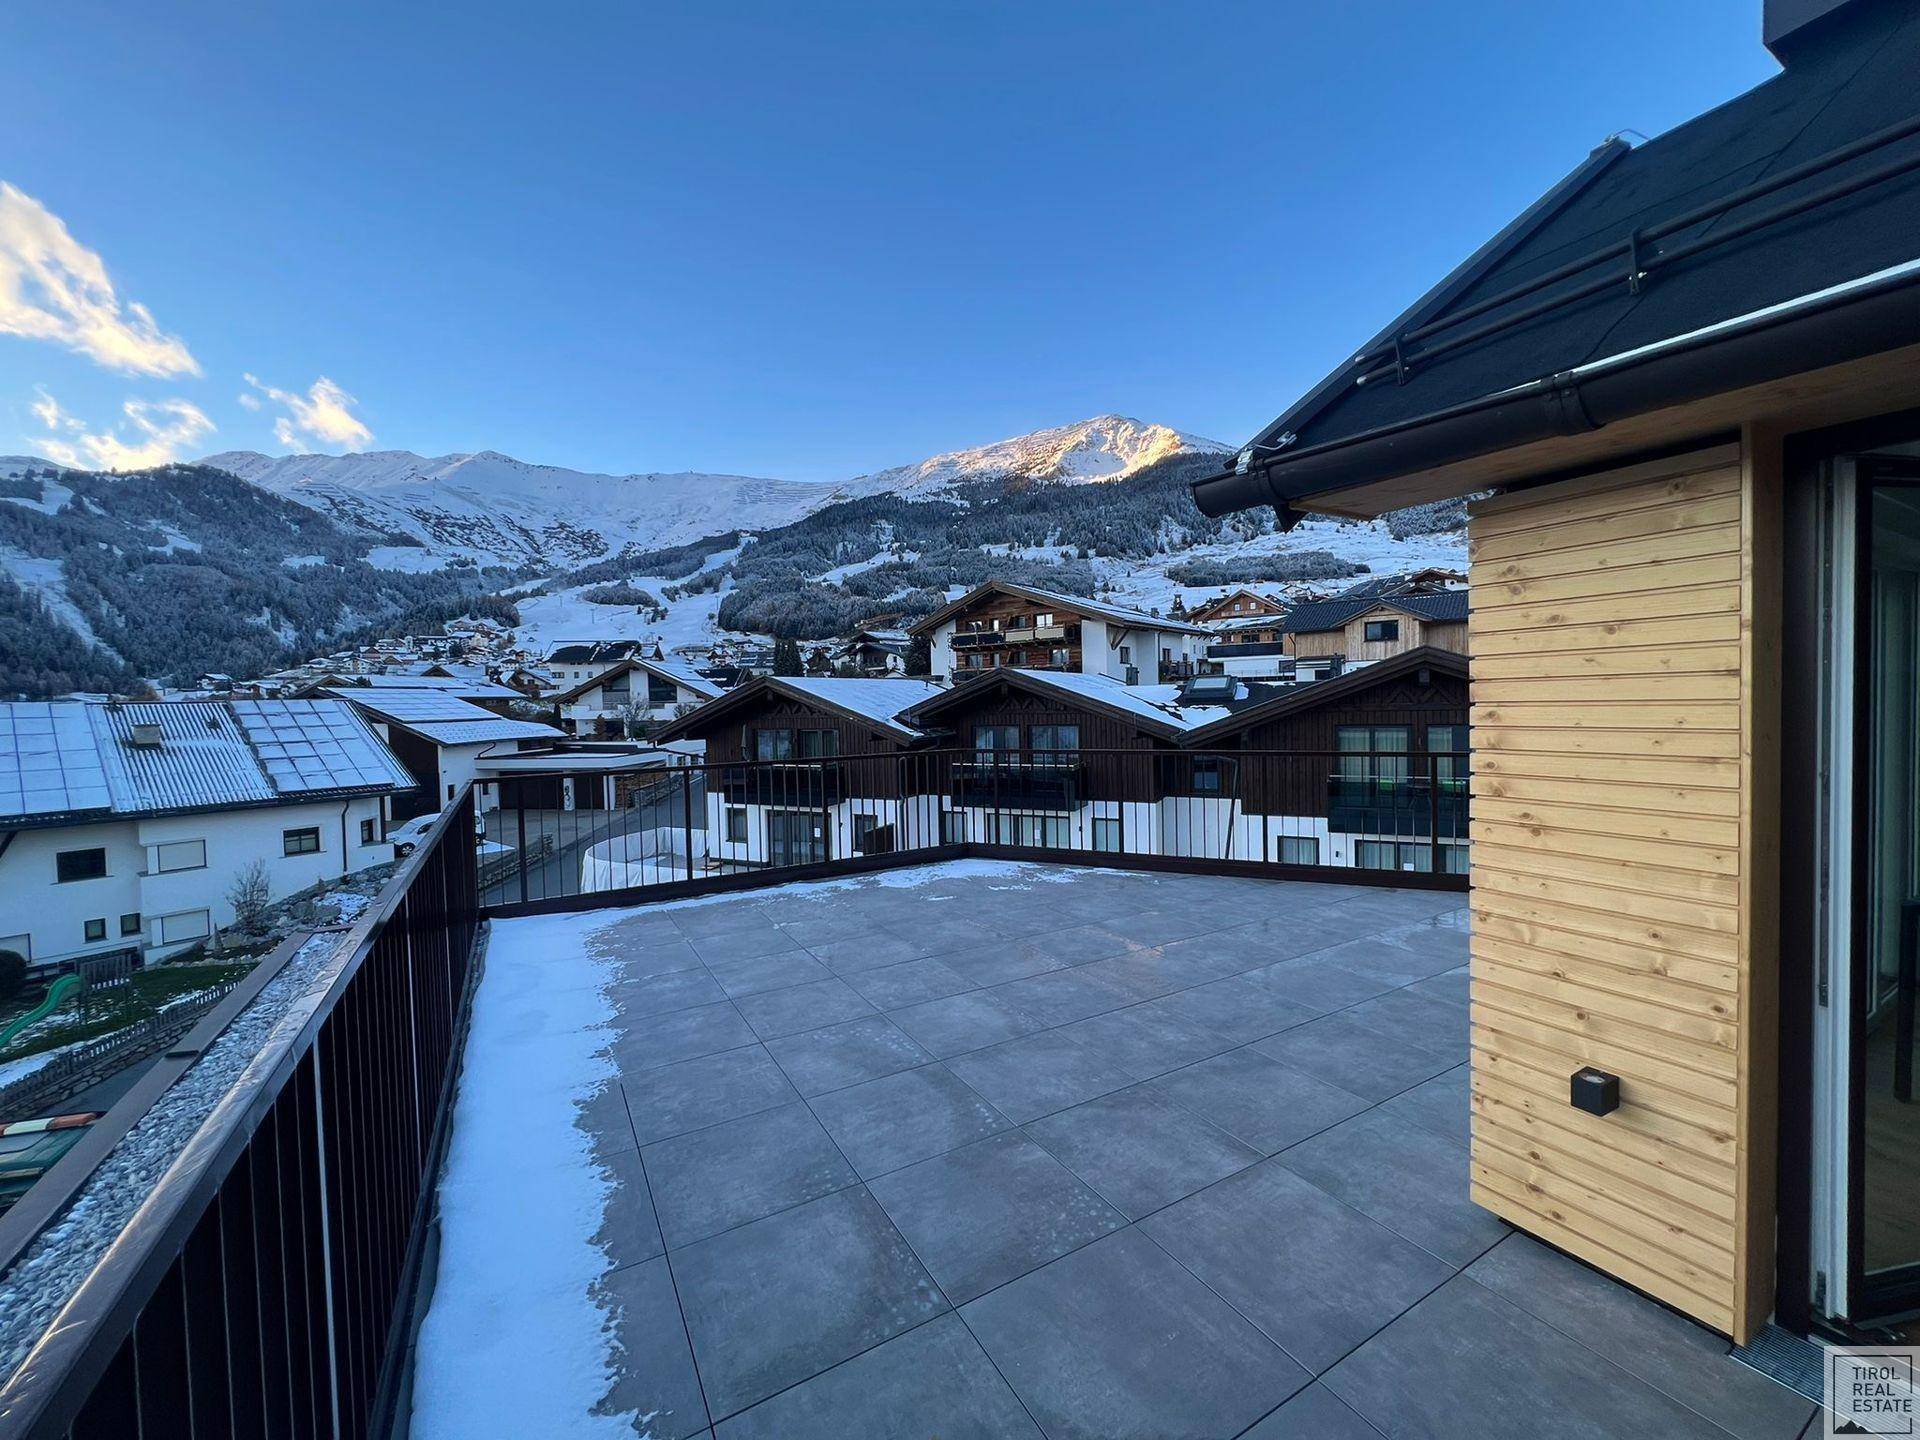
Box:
0, 700, 415, 827
330, 689, 561, 746
320, 673, 521, 699
550, 656, 722, 705
656, 676, 948, 743
908, 582, 1213, 638
771, 678, 947, 737
993, 671, 1240, 733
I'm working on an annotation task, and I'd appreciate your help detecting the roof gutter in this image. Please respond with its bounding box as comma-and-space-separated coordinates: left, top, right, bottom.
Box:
1191, 258, 1920, 517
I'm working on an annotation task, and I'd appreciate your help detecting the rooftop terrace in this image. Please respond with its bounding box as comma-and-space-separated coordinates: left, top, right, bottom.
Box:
407, 862, 1815, 1440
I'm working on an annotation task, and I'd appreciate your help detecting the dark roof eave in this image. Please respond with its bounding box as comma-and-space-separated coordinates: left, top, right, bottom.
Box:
1182, 646, 1467, 744
1192, 261, 1920, 518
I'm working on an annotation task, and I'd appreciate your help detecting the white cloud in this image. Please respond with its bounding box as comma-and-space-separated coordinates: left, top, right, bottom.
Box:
30, 385, 81, 434
0, 183, 200, 378
236, 391, 260, 411
244, 372, 373, 450
33, 392, 215, 471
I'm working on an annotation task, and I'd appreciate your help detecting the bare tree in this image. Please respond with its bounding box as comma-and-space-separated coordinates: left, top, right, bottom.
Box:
227, 858, 272, 935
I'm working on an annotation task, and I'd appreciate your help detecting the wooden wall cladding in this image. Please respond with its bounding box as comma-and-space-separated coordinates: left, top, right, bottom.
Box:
1465, 440, 1777, 1341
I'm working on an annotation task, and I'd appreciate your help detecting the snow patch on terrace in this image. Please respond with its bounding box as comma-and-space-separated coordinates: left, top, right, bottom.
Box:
410, 909, 636, 1439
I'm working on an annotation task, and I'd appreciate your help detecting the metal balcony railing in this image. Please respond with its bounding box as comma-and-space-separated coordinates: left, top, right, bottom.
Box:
952, 758, 1087, 811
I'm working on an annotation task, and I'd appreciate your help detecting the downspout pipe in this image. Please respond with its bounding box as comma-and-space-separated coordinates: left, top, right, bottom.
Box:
1192, 264, 1920, 518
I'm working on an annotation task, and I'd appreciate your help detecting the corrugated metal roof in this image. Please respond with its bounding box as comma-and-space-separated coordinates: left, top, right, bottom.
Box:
0, 700, 414, 826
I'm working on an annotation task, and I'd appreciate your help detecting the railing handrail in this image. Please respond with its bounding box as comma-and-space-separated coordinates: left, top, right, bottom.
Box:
0, 786, 484, 1438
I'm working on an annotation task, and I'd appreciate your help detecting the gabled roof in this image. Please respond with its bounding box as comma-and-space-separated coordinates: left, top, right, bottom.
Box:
331, 690, 561, 747
0, 700, 415, 828
1280, 589, 1468, 634
1194, 0, 1920, 517
544, 639, 652, 666
299, 673, 521, 700
899, 668, 1275, 741
907, 582, 1212, 637
1190, 588, 1286, 620
655, 677, 948, 744
1183, 647, 1468, 745
550, 656, 723, 706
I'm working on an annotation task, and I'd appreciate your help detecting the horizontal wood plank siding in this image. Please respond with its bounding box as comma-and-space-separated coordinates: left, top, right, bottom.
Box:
1466, 441, 1771, 1340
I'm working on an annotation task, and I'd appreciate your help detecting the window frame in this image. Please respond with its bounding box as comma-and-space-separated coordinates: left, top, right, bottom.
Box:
1030, 724, 1080, 758
1091, 817, 1121, 853
724, 806, 749, 844
152, 838, 207, 874
754, 727, 795, 761
120, 912, 143, 937
158, 909, 212, 945
1363, 618, 1401, 643
282, 826, 322, 857
1275, 834, 1320, 866
84, 917, 107, 943
55, 847, 107, 884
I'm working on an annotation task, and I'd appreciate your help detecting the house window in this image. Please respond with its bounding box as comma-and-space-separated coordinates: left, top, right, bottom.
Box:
1118, 645, 1132, 663
798, 729, 839, 758
647, 675, 677, 706
755, 728, 795, 761
973, 724, 1019, 761
153, 839, 206, 873
1091, 818, 1121, 853
993, 814, 1068, 847
1192, 758, 1224, 794
283, 826, 321, 857
360, 817, 378, 845
446, 783, 456, 802
1364, 619, 1401, 643
1355, 840, 1408, 871
56, 848, 107, 883
852, 813, 881, 853
1050, 648, 1070, 668
1337, 726, 1410, 783
1030, 724, 1079, 757
1275, 835, 1320, 866
1427, 725, 1466, 784
84, 918, 107, 943
120, 912, 143, 937
159, 910, 212, 944
725, 807, 749, 843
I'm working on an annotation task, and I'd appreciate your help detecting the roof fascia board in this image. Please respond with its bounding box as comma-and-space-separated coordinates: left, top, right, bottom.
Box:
1182, 646, 1467, 745
1242, 139, 1632, 459
903, 670, 1185, 741
1215, 259, 1920, 514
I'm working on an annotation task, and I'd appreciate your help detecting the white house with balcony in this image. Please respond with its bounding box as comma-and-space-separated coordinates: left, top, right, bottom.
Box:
550, 656, 721, 739
908, 582, 1213, 685
0, 700, 416, 975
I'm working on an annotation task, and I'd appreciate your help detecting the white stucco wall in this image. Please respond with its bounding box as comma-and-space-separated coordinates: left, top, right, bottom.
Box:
0, 795, 391, 971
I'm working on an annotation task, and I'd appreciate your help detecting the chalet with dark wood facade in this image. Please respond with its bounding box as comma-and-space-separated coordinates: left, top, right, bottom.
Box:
1189, 588, 1286, 625
655, 677, 944, 866
1186, 647, 1469, 872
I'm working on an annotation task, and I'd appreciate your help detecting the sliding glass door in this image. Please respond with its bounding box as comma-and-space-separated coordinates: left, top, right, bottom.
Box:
1856, 459, 1920, 1320
1816, 454, 1920, 1327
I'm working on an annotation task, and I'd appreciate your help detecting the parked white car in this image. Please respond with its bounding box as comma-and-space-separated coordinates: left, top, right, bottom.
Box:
388, 810, 484, 858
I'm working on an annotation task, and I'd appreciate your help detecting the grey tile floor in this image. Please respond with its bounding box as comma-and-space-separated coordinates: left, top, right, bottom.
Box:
490, 864, 1820, 1440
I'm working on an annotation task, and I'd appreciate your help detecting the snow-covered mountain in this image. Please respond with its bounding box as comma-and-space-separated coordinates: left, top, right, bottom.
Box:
837, 416, 1231, 499
198, 449, 832, 570
198, 416, 1233, 571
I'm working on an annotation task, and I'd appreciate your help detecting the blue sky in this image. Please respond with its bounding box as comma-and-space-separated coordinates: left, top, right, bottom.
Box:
2, 1, 1778, 483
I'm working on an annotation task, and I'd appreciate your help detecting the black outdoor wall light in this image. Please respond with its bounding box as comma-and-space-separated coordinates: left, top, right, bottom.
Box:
1570, 1067, 1621, 1117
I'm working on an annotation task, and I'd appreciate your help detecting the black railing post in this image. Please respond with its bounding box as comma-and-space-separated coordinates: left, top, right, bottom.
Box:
683, 766, 695, 885
1429, 752, 1442, 875
515, 795, 528, 907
